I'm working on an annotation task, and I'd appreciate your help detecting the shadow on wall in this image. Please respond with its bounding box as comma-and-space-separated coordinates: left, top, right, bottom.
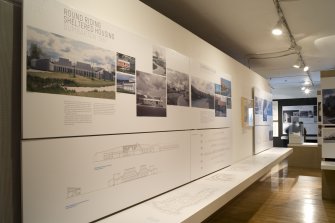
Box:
0, 1, 22, 223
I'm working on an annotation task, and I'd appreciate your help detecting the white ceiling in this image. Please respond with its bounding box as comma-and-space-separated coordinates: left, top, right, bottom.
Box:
140, 0, 335, 91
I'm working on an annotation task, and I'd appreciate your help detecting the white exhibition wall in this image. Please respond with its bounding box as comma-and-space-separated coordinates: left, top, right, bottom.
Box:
54, 0, 270, 161
22, 0, 271, 222
58, 0, 269, 160
253, 88, 273, 154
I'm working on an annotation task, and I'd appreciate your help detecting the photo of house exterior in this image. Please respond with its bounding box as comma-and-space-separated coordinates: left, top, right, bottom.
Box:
30, 57, 114, 81
26, 26, 116, 99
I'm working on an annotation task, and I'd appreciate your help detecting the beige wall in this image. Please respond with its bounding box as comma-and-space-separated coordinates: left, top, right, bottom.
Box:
62, 0, 271, 162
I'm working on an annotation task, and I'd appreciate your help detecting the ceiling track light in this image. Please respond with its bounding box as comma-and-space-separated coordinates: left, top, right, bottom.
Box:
304, 88, 311, 94
293, 58, 302, 68
272, 0, 314, 87
272, 19, 283, 36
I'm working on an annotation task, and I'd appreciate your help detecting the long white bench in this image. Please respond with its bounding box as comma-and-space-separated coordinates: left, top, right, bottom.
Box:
97, 147, 292, 223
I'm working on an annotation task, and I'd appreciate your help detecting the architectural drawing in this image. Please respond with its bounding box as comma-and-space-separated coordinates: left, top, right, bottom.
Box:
66, 187, 82, 198
108, 165, 158, 186
94, 143, 179, 163
151, 188, 217, 215
206, 173, 235, 182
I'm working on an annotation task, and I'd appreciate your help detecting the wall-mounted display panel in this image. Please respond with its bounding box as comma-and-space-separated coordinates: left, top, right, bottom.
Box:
253, 88, 273, 154
282, 105, 317, 135
322, 89, 335, 125
254, 88, 273, 126
322, 128, 335, 158
22, 1, 235, 223
189, 60, 232, 129
22, 0, 232, 139
22, 131, 191, 223
241, 97, 253, 127
254, 125, 273, 154
190, 128, 232, 180
321, 76, 335, 125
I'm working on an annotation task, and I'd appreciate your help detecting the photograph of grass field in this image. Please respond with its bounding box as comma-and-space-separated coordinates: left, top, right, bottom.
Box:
26, 26, 116, 99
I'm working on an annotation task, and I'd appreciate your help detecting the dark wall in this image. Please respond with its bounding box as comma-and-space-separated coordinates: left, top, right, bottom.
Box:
0, 1, 21, 223
273, 97, 317, 147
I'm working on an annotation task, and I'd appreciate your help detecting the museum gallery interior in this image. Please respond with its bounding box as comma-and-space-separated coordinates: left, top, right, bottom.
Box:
2, 0, 335, 222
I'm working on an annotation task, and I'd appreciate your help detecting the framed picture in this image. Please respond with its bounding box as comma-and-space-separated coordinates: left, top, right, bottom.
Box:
241, 97, 254, 127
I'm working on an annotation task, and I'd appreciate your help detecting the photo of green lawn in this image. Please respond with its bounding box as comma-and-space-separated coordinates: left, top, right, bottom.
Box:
27, 71, 115, 99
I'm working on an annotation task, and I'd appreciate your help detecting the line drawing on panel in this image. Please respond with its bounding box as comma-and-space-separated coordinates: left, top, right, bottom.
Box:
151, 188, 217, 215
66, 164, 159, 200
66, 187, 82, 198
206, 173, 235, 182
93, 143, 179, 163
191, 129, 231, 173
108, 164, 158, 186
227, 164, 253, 172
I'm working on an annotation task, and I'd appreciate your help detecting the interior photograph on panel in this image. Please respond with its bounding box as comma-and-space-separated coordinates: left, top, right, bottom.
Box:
2, 0, 335, 223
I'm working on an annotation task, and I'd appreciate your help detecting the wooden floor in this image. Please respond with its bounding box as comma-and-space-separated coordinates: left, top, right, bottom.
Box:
204, 162, 335, 223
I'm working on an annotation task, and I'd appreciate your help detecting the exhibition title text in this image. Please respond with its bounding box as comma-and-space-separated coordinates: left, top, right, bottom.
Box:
64, 8, 114, 39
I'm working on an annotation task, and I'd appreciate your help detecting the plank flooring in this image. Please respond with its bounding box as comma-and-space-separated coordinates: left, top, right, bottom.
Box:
204, 162, 335, 223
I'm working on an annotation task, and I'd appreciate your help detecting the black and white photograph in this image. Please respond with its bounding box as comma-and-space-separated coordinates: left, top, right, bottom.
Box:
254, 96, 262, 114
283, 110, 299, 123
167, 68, 189, 106
191, 76, 214, 109
318, 125, 322, 137
323, 128, 335, 143
117, 73, 135, 94
262, 99, 268, 122
215, 94, 227, 117
322, 89, 335, 124
227, 97, 232, 109
282, 110, 299, 134
267, 101, 272, 116
215, 84, 221, 94
136, 71, 166, 117
241, 97, 253, 127
26, 26, 116, 99
152, 45, 166, 76
299, 110, 313, 118
117, 52, 136, 75
221, 78, 231, 97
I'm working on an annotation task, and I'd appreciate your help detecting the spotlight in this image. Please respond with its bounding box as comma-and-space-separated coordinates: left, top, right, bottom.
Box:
303, 66, 309, 72
272, 20, 283, 36
304, 88, 311, 94
301, 86, 306, 91
304, 80, 310, 86
293, 58, 302, 68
